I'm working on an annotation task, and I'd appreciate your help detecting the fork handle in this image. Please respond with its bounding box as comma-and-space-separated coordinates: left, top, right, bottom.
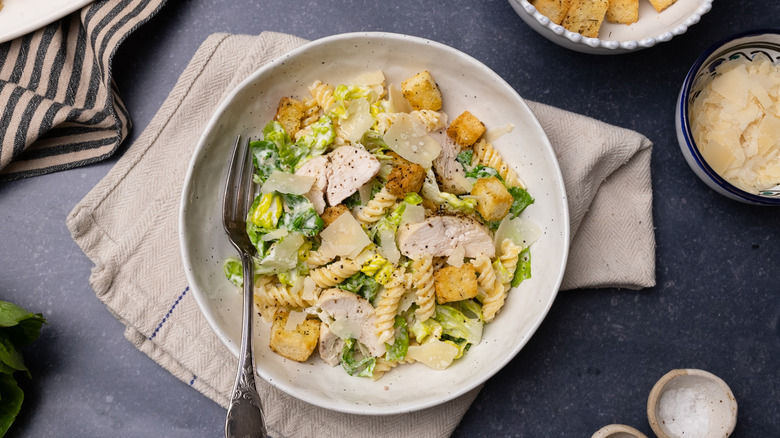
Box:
225, 254, 267, 438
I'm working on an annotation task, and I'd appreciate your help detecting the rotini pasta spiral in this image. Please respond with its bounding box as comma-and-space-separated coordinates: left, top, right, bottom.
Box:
299, 96, 320, 131
473, 254, 505, 322
309, 258, 360, 288
305, 249, 336, 268
499, 238, 522, 290
254, 276, 318, 309
308, 80, 336, 113
412, 255, 436, 322
374, 267, 407, 344
472, 139, 524, 189
371, 356, 416, 381
356, 186, 397, 224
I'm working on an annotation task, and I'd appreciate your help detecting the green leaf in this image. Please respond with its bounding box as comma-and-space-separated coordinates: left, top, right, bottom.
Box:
0, 334, 28, 378
337, 272, 380, 302
0, 373, 24, 437
250, 140, 282, 183
0, 302, 29, 328
511, 246, 532, 287
507, 186, 535, 218
279, 194, 324, 237
341, 338, 376, 377
223, 258, 243, 287
384, 316, 409, 362
465, 165, 502, 181
455, 150, 473, 169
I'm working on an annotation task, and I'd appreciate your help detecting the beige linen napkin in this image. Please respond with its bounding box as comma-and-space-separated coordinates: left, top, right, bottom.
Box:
66, 31, 655, 438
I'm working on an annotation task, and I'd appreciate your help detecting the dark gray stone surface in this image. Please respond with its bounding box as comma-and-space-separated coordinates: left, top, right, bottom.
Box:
1, 1, 778, 436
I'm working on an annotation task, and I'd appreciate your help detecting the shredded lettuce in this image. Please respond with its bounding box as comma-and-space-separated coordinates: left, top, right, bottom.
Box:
338, 272, 381, 302
384, 316, 409, 362
223, 257, 243, 287
409, 318, 443, 344
465, 164, 502, 181
279, 193, 324, 237
507, 186, 535, 218
511, 246, 532, 287
295, 115, 335, 164
456, 150, 473, 168
433, 303, 483, 346
341, 338, 376, 377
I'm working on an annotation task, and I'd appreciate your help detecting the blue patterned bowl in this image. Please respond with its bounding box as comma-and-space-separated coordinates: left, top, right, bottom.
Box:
676, 30, 780, 205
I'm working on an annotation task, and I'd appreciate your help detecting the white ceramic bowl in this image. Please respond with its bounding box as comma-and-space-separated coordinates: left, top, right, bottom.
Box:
179, 32, 570, 415
647, 369, 738, 438
676, 30, 780, 205
508, 0, 712, 54
591, 423, 648, 438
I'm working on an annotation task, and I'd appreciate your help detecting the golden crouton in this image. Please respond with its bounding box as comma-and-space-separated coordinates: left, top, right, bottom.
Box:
274, 97, 305, 136
269, 310, 320, 362
531, 0, 572, 24
562, 0, 609, 38
401, 71, 442, 111
606, 0, 638, 24
647, 0, 677, 12
434, 263, 478, 304
447, 111, 486, 147
385, 152, 427, 198
472, 176, 513, 222
320, 204, 349, 227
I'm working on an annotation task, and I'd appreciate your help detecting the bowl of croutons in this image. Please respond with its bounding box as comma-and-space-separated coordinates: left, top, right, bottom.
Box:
509, 0, 713, 54
180, 32, 570, 415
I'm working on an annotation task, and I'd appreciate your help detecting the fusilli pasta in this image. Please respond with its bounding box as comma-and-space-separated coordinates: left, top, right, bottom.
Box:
356, 186, 397, 224
473, 254, 505, 322
412, 255, 436, 322
309, 259, 360, 288
472, 139, 524, 189
374, 267, 407, 344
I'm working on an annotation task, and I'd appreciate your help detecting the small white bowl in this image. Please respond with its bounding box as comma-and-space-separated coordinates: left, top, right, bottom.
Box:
592, 423, 648, 438
508, 0, 712, 54
647, 369, 738, 438
676, 30, 780, 205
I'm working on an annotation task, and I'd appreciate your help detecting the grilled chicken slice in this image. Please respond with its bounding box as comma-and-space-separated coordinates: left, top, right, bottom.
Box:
431, 131, 471, 195
397, 215, 495, 259
318, 322, 344, 367
317, 288, 386, 357
294, 155, 329, 214
325, 146, 380, 206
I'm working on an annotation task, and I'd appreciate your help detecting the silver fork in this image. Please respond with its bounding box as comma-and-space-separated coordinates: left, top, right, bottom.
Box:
223, 135, 267, 438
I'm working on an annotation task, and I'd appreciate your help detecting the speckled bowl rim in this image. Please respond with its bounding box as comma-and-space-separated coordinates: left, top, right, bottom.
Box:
677, 29, 780, 206
510, 0, 713, 53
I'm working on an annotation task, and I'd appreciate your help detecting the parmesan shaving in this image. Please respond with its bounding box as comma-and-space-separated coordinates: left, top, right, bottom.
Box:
690, 54, 780, 193
284, 311, 308, 331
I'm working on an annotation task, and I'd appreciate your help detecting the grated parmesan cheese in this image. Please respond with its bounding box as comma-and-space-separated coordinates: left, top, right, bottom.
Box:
690, 54, 780, 194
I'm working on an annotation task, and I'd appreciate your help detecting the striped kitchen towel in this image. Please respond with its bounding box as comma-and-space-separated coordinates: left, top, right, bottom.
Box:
0, 0, 165, 182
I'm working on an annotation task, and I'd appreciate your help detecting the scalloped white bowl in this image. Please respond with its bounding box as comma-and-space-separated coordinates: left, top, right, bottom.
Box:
179, 32, 570, 415
509, 0, 712, 54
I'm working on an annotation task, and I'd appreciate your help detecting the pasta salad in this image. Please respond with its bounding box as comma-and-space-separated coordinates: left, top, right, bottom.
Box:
223, 69, 540, 380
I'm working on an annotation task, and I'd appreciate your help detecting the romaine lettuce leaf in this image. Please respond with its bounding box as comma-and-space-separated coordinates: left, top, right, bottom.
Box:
384, 316, 409, 362
341, 338, 376, 377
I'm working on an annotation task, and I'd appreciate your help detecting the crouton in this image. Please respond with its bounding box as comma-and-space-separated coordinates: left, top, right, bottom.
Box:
647, 0, 677, 12
531, 0, 572, 24
562, 0, 609, 38
320, 204, 349, 228
401, 71, 442, 111
269, 310, 320, 362
447, 111, 486, 147
472, 176, 513, 222
274, 97, 305, 136
606, 0, 638, 24
434, 263, 478, 304
385, 152, 427, 198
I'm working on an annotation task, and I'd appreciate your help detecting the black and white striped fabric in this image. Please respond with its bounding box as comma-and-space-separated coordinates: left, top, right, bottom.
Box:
0, 0, 165, 181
